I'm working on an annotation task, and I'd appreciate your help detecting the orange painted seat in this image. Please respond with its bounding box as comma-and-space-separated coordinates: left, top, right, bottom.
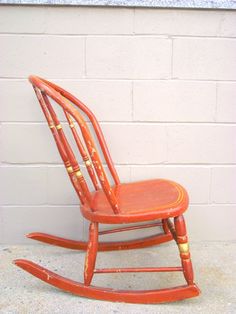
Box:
82, 179, 189, 223
14, 76, 200, 304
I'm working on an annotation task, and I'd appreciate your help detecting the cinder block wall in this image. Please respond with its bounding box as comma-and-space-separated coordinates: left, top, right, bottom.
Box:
0, 6, 235, 243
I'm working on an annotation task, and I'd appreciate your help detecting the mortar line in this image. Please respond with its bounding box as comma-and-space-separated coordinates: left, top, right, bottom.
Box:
209, 167, 213, 205
1, 77, 236, 82
1, 33, 236, 40
84, 36, 87, 78
131, 80, 134, 121
214, 81, 218, 122
2, 203, 236, 208
171, 37, 174, 78
1, 121, 236, 125
1, 163, 236, 167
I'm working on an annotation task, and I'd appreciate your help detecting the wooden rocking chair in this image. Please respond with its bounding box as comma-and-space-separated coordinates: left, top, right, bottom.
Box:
14, 76, 200, 304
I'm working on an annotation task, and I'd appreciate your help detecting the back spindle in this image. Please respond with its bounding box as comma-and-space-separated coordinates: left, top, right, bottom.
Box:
64, 109, 100, 191
33, 87, 86, 204
42, 92, 92, 205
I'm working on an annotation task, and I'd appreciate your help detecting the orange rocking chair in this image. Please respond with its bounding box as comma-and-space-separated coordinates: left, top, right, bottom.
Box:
14, 76, 200, 304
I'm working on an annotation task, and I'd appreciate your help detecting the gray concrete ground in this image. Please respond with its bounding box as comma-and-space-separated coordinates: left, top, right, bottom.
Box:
0, 242, 235, 314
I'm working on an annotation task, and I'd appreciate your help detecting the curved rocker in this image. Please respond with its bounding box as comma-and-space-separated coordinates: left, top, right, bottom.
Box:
14, 259, 200, 304
14, 76, 200, 304
26, 232, 173, 251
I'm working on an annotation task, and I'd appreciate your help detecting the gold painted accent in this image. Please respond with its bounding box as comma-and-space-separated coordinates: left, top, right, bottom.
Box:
75, 170, 83, 178
85, 160, 91, 166
151, 182, 184, 211
56, 124, 62, 130
69, 123, 74, 128
49, 124, 54, 129
65, 161, 70, 167
67, 166, 73, 173
178, 243, 189, 253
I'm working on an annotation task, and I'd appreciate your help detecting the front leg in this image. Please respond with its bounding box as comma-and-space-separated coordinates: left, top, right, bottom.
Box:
174, 215, 194, 285
84, 222, 98, 285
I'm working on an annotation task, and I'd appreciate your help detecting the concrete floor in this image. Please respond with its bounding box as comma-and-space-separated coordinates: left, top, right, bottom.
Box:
0, 241, 235, 314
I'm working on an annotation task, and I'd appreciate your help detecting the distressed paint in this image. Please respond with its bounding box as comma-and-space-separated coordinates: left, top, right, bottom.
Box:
14, 77, 200, 303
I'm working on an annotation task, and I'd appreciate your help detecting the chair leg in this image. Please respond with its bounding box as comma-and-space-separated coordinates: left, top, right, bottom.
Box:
84, 222, 98, 286
162, 219, 171, 235
174, 215, 194, 285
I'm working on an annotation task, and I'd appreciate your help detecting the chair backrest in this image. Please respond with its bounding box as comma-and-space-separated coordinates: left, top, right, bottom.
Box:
29, 75, 120, 214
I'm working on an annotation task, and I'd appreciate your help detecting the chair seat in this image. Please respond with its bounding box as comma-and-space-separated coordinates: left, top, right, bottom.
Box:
81, 179, 189, 223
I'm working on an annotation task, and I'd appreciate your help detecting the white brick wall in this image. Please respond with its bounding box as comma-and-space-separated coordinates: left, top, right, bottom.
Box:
0, 6, 235, 243
173, 38, 236, 80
